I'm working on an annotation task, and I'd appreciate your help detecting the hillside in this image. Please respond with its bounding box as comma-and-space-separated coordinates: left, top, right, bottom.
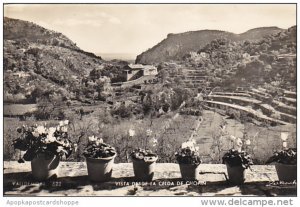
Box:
154, 26, 296, 127
4, 17, 103, 103
4, 17, 79, 50
160, 25, 296, 92
136, 27, 283, 64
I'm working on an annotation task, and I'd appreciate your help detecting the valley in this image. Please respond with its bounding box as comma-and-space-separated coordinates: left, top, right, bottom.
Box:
3, 17, 296, 165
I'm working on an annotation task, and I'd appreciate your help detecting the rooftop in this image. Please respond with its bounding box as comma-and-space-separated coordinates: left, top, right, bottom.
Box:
127, 64, 157, 70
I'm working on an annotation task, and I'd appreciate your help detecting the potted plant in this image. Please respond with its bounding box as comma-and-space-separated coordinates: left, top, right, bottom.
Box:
266, 132, 296, 182
175, 139, 201, 180
13, 120, 73, 181
222, 136, 253, 185
130, 148, 158, 181
266, 148, 297, 182
83, 136, 117, 182
129, 129, 158, 181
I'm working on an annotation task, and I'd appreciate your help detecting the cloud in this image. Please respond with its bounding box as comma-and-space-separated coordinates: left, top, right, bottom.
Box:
109, 16, 121, 24
98, 12, 121, 24
53, 18, 103, 27
51, 11, 121, 27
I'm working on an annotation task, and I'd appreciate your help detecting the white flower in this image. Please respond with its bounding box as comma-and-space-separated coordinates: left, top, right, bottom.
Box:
234, 137, 243, 152
283, 141, 287, 148
195, 146, 200, 152
95, 138, 103, 146
59, 121, 64, 126
63, 141, 71, 148
150, 137, 158, 147
36, 125, 46, 135
235, 138, 243, 147
128, 129, 135, 137
230, 135, 236, 141
88, 136, 96, 142
56, 126, 61, 131
45, 134, 56, 143
73, 143, 78, 152
48, 127, 56, 135
245, 139, 251, 146
146, 129, 153, 137
181, 142, 189, 149
190, 139, 196, 145
61, 126, 68, 133
281, 132, 288, 141
181, 140, 196, 151
56, 146, 64, 153
56, 146, 68, 155
32, 131, 39, 137
63, 120, 69, 125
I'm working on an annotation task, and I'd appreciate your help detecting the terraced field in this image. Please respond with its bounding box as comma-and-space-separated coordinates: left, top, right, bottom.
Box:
166, 66, 296, 163
204, 86, 296, 125
168, 65, 296, 125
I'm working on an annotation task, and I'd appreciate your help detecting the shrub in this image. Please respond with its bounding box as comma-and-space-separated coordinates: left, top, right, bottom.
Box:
222, 149, 253, 169
130, 148, 157, 162
266, 148, 296, 165
111, 103, 132, 118
175, 139, 201, 166
175, 147, 201, 165
83, 136, 116, 159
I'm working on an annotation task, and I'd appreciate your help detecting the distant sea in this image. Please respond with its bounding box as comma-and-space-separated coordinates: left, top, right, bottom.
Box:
97, 53, 136, 63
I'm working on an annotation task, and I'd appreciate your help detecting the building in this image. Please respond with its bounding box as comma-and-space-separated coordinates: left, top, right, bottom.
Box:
123, 64, 158, 81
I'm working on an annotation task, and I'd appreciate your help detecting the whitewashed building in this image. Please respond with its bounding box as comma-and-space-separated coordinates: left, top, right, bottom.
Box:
123, 64, 158, 81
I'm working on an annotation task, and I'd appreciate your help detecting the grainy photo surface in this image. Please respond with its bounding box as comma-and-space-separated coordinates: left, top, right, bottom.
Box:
3, 3, 297, 196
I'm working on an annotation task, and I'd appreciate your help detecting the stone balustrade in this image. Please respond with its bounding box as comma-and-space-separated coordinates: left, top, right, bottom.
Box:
4, 162, 296, 196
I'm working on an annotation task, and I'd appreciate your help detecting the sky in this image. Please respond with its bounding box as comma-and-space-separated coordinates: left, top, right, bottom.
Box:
4, 4, 296, 56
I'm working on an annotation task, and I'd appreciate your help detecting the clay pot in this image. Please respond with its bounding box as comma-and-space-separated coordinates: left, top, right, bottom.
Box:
226, 164, 246, 185
275, 163, 297, 182
179, 164, 199, 181
85, 153, 116, 182
31, 153, 60, 181
132, 156, 158, 181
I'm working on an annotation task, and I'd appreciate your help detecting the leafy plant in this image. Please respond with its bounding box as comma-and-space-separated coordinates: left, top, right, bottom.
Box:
175, 147, 201, 166
83, 136, 116, 159
222, 149, 253, 169
13, 120, 73, 163
266, 148, 297, 165
130, 148, 157, 162
175, 139, 202, 166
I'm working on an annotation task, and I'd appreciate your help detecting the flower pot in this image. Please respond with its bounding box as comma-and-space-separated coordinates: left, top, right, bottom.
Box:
226, 164, 246, 185
31, 153, 60, 181
275, 163, 297, 182
132, 156, 158, 181
85, 154, 116, 182
179, 164, 199, 181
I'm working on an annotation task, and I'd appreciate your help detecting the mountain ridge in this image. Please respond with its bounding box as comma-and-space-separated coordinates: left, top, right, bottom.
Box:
136, 26, 284, 64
